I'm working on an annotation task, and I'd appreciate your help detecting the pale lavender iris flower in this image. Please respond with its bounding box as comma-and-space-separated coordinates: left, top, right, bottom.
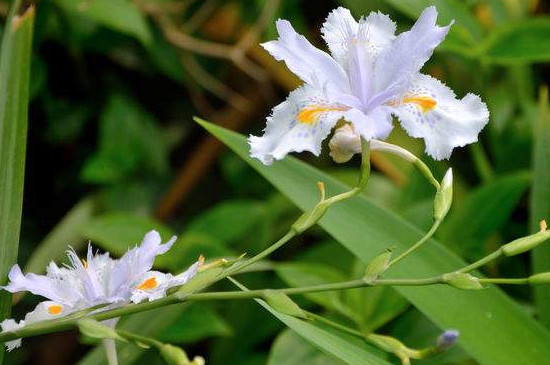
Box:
249, 6, 489, 164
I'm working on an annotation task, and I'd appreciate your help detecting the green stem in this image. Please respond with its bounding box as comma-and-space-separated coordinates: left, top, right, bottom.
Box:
389, 219, 442, 268
458, 249, 503, 273
228, 139, 370, 274
478, 278, 530, 285
305, 311, 363, 338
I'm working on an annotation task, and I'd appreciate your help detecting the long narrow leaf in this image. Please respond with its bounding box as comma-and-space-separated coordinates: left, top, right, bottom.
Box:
531, 86, 550, 328
198, 119, 550, 365
0, 4, 35, 362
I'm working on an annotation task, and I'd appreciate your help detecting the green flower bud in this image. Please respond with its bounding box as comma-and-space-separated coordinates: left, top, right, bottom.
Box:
292, 201, 330, 234
529, 272, 550, 284
501, 227, 550, 256
263, 290, 307, 318
159, 344, 191, 365
442, 272, 483, 290
433, 169, 453, 221
77, 319, 126, 342
364, 249, 392, 283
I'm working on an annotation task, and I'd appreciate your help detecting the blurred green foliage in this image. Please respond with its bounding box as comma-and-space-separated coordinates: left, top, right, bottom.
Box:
2, 0, 550, 364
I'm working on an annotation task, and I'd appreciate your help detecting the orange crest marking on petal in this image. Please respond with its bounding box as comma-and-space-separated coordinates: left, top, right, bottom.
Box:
48, 305, 63, 315
297, 105, 349, 125
82, 259, 88, 269
403, 96, 437, 113
137, 277, 158, 290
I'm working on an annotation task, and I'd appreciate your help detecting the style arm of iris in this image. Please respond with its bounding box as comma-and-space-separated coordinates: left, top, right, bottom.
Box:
3, 235, 547, 345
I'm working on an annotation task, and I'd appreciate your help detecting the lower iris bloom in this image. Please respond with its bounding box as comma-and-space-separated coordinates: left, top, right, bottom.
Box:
0, 230, 200, 350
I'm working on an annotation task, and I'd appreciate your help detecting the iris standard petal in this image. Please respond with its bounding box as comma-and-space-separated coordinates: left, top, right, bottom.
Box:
372, 6, 452, 99
249, 85, 351, 165
262, 19, 350, 92
321, 7, 358, 67
389, 74, 489, 160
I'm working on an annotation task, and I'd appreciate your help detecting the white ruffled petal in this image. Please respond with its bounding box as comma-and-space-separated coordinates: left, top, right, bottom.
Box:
372, 6, 452, 102
2, 265, 68, 304
390, 74, 489, 160
249, 85, 351, 165
321, 7, 358, 67
24, 301, 72, 324
1, 319, 24, 351
109, 231, 176, 300
262, 19, 349, 92
130, 271, 173, 304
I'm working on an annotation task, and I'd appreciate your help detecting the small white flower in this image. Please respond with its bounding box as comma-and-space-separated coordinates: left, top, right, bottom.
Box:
0, 230, 200, 350
249, 6, 489, 164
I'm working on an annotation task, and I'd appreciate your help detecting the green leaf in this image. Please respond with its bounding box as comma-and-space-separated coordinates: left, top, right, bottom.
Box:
81, 94, 169, 184
0, 4, 35, 362
25, 197, 97, 274
531, 86, 550, 328
158, 304, 232, 343
268, 329, 346, 365
186, 200, 265, 244
439, 172, 530, 259
481, 18, 550, 64
232, 279, 391, 365
53, 0, 152, 46
199, 119, 550, 365
275, 263, 352, 318
80, 212, 173, 257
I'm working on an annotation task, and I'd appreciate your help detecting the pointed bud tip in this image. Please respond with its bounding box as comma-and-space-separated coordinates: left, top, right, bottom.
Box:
437, 329, 459, 350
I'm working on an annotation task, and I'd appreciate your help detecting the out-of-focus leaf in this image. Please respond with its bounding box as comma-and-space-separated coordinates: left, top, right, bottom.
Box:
25, 197, 97, 274
158, 304, 232, 343
531, 86, 550, 328
480, 18, 550, 64
53, 0, 152, 46
233, 280, 391, 365
200, 119, 550, 365
185, 200, 265, 244
80, 212, 173, 257
81, 94, 168, 184
268, 329, 345, 365
275, 263, 351, 317
439, 172, 530, 258
0, 5, 35, 362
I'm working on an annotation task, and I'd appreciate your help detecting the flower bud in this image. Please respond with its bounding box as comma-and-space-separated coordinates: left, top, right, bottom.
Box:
159, 344, 191, 365
433, 168, 453, 221
436, 330, 459, 351
501, 228, 550, 256
442, 272, 483, 290
263, 290, 307, 318
291, 201, 330, 234
370, 139, 416, 162
364, 249, 392, 283
529, 272, 550, 285
328, 124, 361, 163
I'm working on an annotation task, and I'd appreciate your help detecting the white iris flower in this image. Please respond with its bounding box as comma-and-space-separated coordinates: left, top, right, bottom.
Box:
0, 230, 200, 350
249, 6, 489, 164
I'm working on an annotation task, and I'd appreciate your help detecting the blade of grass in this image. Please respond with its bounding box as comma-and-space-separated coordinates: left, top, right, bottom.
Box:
198, 119, 550, 365
0, 2, 35, 363
531, 86, 550, 328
